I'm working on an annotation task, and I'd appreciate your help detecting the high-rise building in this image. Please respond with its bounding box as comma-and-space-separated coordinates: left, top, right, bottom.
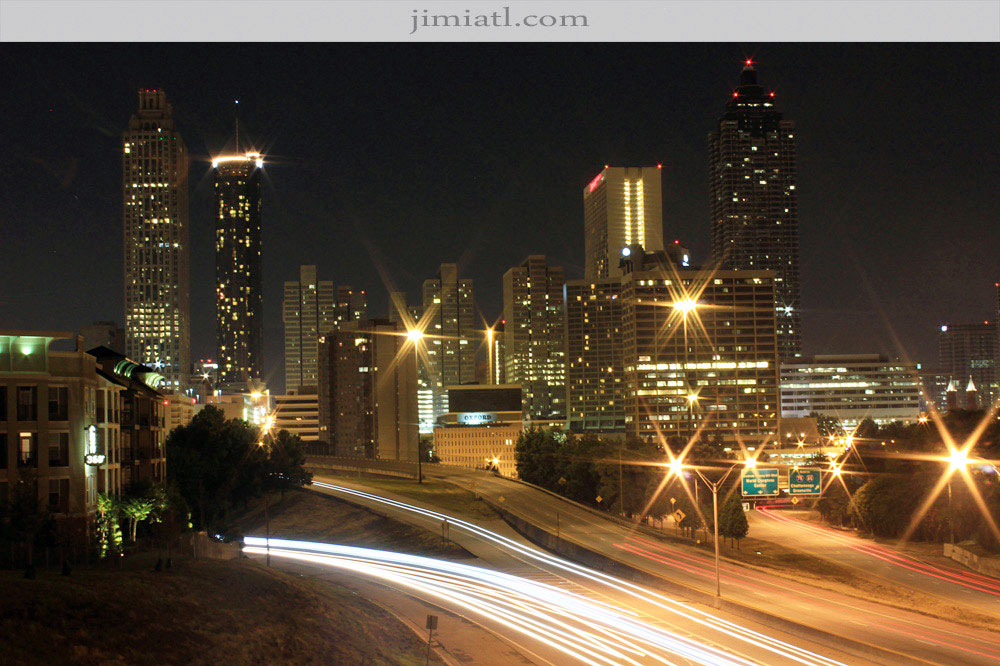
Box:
490, 320, 506, 385
122, 90, 190, 390
421, 264, 476, 426
334, 286, 367, 328
583, 166, 664, 279
79, 321, 126, 356
780, 355, 922, 428
619, 249, 779, 444
565, 278, 625, 432
938, 322, 998, 408
283, 266, 335, 393
502, 256, 566, 419
273, 392, 320, 442
710, 60, 802, 361
213, 151, 264, 388
317, 319, 418, 460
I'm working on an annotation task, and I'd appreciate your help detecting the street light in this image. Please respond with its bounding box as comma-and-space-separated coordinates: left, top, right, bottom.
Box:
258, 414, 276, 566
667, 457, 752, 597
943, 447, 971, 545
406, 328, 424, 483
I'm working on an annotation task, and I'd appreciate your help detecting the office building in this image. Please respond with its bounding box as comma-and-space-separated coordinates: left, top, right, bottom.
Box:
163, 392, 198, 434
489, 320, 506, 385
432, 385, 523, 478
318, 319, 418, 460
780, 355, 922, 428
334, 286, 367, 328
710, 60, 802, 361
565, 278, 625, 432
213, 151, 264, 388
79, 321, 126, 356
583, 166, 664, 280
272, 391, 320, 442
938, 322, 998, 408
122, 89, 190, 390
502, 256, 566, 419
421, 264, 476, 426
283, 266, 335, 393
619, 249, 779, 444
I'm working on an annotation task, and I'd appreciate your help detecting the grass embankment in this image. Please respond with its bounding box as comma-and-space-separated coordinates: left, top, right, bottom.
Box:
1, 553, 444, 665
313, 472, 498, 521
227, 488, 473, 559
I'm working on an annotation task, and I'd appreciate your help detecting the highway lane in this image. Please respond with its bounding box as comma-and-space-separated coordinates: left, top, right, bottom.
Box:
750, 506, 1000, 616
309, 477, 876, 666
415, 466, 1000, 666
246, 538, 833, 666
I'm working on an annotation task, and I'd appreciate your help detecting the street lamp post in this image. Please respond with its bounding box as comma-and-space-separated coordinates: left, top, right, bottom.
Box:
669, 458, 750, 597
258, 414, 276, 566
407, 328, 425, 484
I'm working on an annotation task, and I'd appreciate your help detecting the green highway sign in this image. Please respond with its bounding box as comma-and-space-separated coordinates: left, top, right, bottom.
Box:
741, 467, 780, 497
789, 469, 822, 496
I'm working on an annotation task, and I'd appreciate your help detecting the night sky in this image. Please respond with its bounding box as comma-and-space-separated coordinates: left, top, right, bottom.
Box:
2, 43, 998, 392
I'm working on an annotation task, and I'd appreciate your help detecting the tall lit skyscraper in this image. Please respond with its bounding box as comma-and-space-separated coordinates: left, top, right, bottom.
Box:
213, 151, 264, 388
283, 265, 334, 393
502, 255, 566, 419
122, 89, 190, 391
710, 59, 802, 361
422, 264, 476, 426
565, 278, 624, 432
333, 286, 367, 328
583, 166, 664, 279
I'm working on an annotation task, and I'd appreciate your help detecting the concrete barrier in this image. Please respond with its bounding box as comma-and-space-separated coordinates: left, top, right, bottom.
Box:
307, 455, 418, 480
944, 542, 1000, 578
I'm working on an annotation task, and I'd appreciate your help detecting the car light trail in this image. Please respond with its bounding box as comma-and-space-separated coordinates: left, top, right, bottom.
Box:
246, 537, 769, 666
308, 481, 849, 666
755, 506, 1000, 596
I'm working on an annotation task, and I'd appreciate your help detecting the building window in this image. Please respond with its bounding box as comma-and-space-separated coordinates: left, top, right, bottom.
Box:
17, 386, 37, 421
0, 433, 6, 469
48, 386, 69, 421
18, 432, 37, 467
48, 432, 69, 467
48, 479, 69, 513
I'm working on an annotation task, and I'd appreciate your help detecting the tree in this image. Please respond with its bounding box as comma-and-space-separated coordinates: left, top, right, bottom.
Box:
809, 412, 844, 438
514, 428, 562, 489
718, 492, 749, 548
95, 492, 123, 559
266, 429, 313, 498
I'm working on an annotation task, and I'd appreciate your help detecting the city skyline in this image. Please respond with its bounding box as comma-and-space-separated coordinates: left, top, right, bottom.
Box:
3, 44, 998, 393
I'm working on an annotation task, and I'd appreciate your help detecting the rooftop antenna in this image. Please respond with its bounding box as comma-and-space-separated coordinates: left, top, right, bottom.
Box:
234, 99, 240, 152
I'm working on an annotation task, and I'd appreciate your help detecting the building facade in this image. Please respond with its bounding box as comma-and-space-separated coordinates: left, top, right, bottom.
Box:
620, 251, 779, 444
122, 89, 190, 390
213, 151, 264, 388
565, 278, 625, 432
710, 60, 801, 361
79, 321, 126, 356
432, 385, 523, 478
780, 354, 922, 428
937, 322, 999, 408
283, 266, 335, 393
317, 320, 418, 460
421, 264, 477, 427
272, 391, 320, 443
583, 166, 664, 280
502, 256, 566, 419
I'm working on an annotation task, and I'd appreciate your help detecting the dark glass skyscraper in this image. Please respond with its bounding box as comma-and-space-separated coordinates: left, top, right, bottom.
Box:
710, 60, 801, 360
213, 152, 263, 387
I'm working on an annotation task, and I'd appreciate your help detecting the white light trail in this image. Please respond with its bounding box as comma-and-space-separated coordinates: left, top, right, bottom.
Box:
305, 482, 849, 666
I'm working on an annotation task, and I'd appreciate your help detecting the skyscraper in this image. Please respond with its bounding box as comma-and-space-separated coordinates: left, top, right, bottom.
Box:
283, 265, 335, 393
213, 151, 264, 388
502, 255, 566, 419
710, 59, 802, 361
565, 278, 624, 432
122, 90, 190, 390
333, 285, 367, 329
421, 264, 476, 425
584, 166, 664, 279
938, 322, 998, 408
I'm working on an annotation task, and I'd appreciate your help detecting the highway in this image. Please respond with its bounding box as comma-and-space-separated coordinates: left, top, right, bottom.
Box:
296, 479, 868, 666
246, 537, 851, 666
356, 466, 1000, 666
750, 506, 1000, 616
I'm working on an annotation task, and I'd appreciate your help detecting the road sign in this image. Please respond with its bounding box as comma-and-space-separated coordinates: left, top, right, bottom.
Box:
596, 495, 603, 504
741, 467, 780, 497
789, 469, 822, 496
672, 509, 686, 524
791, 497, 800, 505
426, 614, 438, 630
670, 497, 676, 505
742, 502, 750, 512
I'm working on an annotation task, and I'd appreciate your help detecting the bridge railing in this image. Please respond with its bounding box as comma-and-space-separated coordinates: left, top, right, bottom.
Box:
305, 455, 418, 480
